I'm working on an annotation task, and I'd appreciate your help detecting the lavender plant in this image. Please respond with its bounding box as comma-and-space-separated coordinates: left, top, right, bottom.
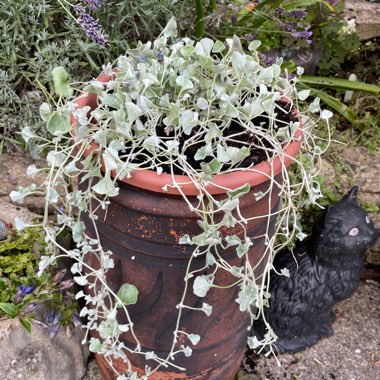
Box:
0, 0, 194, 152
58, 0, 108, 46
73, 3, 108, 46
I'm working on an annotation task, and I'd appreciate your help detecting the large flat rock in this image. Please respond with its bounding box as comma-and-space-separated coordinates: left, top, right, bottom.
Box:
345, 0, 380, 41
0, 319, 89, 380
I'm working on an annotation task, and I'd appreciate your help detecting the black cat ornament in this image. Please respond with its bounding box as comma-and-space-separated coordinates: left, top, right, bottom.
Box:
253, 186, 378, 354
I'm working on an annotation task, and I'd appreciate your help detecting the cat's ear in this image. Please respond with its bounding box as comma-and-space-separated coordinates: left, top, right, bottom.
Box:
321, 206, 331, 223
342, 186, 358, 204
312, 205, 337, 237
316, 205, 332, 229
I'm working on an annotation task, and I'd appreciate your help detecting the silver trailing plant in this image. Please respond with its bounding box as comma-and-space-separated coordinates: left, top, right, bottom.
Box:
12, 18, 331, 380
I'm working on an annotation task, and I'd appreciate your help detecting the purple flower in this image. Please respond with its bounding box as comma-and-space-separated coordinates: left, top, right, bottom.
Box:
23, 303, 39, 314
74, 4, 108, 46
53, 269, 67, 283
83, 0, 102, 10
287, 10, 307, 19
59, 279, 75, 291
284, 21, 298, 32
15, 284, 36, 304
292, 30, 313, 44
275, 7, 284, 16
45, 309, 62, 339
244, 34, 255, 42
258, 53, 276, 67
276, 7, 306, 19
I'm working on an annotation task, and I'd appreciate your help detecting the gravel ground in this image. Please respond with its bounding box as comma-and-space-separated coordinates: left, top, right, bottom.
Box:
239, 280, 380, 380
84, 280, 380, 380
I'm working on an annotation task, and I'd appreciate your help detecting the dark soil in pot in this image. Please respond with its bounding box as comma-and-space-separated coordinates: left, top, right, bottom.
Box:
107, 99, 297, 175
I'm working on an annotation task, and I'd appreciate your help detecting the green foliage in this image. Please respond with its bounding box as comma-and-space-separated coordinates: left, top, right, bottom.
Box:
354, 111, 380, 154
332, 39, 380, 145
0, 303, 18, 318
307, 2, 361, 75
117, 283, 139, 306
195, 0, 205, 38
217, 1, 378, 129
0, 228, 44, 295
299, 76, 379, 96
0, 227, 77, 331
208, 1, 360, 78
336, 102, 380, 154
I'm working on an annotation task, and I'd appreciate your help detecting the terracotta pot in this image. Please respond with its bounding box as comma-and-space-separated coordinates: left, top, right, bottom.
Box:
73, 74, 303, 379
70, 72, 302, 196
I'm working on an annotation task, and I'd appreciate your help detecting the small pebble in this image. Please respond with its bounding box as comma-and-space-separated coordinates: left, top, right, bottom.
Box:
0, 219, 8, 240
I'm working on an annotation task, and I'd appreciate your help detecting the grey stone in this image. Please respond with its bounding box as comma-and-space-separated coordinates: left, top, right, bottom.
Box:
0, 152, 70, 216
344, 0, 380, 41
0, 319, 89, 380
367, 237, 380, 266
0, 199, 41, 228
0, 152, 47, 214
0, 219, 7, 240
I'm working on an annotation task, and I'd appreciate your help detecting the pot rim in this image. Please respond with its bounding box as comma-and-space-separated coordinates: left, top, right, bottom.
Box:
71, 73, 303, 196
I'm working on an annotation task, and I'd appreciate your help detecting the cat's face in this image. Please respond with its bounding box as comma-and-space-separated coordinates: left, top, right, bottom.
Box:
323, 205, 378, 252
313, 187, 378, 261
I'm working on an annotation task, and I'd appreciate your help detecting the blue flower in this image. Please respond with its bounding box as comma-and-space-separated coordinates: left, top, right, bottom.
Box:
15, 284, 36, 304
19, 284, 36, 296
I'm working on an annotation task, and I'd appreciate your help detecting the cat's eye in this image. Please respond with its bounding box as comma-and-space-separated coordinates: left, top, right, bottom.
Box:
349, 227, 359, 236
366, 216, 370, 224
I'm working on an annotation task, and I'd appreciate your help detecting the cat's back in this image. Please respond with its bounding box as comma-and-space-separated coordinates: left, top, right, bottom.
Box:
267, 245, 334, 324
